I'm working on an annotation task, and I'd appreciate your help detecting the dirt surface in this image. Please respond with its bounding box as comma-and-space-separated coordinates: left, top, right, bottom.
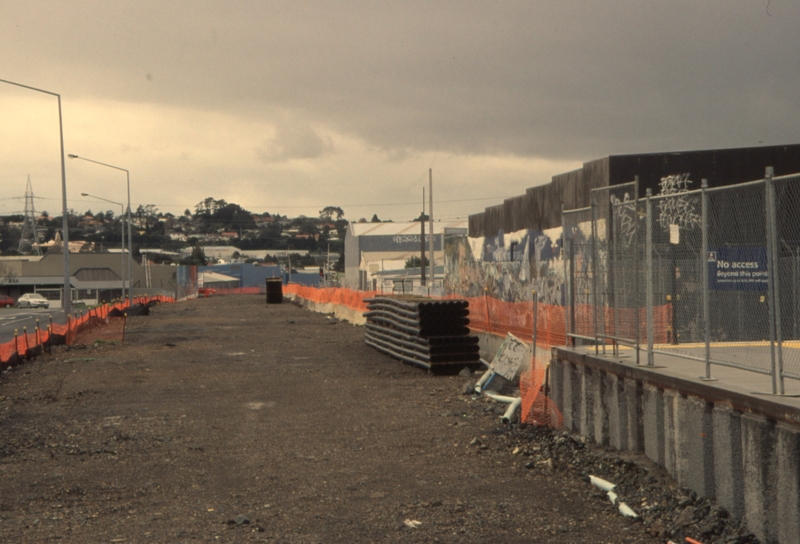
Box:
0, 295, 725, 543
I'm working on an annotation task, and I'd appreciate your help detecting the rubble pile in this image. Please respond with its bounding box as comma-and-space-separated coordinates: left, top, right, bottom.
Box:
497, 423, 759, 544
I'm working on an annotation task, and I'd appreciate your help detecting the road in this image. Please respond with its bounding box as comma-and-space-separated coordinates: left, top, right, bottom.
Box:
0, 308, 67, 344
0, 295, 668, 543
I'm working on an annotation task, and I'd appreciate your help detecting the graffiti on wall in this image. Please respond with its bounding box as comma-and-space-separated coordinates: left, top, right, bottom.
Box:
444, 227, 565, 306
610, 192, 638, 246
657, 173, 701, 231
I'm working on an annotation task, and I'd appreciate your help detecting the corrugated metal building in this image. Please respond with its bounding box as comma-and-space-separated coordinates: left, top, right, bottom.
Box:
469, 144, 800, 238
344, 221, 468, 291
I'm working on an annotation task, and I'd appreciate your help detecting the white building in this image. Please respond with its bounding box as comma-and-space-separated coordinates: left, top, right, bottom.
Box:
343, 221, 467, 292
188, 246, 310, 262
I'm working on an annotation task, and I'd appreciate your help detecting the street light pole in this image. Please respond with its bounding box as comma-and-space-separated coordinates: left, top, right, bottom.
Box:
0, 78, 71, 313
68, 154, 132, 305
81, 193, 125, 302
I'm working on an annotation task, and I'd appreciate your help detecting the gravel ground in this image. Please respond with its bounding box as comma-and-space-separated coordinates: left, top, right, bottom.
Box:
0, 295, 755, 543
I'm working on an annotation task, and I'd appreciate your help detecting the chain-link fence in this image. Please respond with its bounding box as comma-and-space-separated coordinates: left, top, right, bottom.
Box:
771, 172, 800, 385
564, 169, 800, 394
563, 204, 594, 345
563, 182, 645, 362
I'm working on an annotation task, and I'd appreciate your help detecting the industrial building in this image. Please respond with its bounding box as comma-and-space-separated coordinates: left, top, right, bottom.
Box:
469, 143, 800, 239
343, 221, 467, 292
0, 253, 178, 307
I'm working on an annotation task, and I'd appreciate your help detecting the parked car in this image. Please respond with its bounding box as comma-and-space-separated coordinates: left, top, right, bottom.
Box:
198, 287, 216, 297
0, 295, 14, 308
17, 293, 50, 309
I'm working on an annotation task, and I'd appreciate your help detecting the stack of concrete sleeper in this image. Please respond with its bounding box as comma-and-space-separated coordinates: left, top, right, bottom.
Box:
363, 296, 482, 373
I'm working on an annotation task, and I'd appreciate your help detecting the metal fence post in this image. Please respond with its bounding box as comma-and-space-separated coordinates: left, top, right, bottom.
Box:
562, 205, 570, 346
646, 189, 654, 366
764, 167, 778, 394
532, 289, 538, 357
483, 287, 492, 333
634, 176, 640, 365
795, 248, 800, 339
591, 193, 599, 354
608, 194, 618, 353
766, 167, 786, 394
701, 179, 714, 380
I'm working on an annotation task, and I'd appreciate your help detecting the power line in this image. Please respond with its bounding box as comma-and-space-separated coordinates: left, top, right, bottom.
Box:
4, 193, 503, 225
31, 194, 511, 210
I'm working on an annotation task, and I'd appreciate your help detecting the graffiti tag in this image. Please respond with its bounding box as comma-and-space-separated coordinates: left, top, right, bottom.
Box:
657, 174, 700, 231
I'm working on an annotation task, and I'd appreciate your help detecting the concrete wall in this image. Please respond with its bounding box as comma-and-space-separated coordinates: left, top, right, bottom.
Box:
551, 348, 800, 544
284, 292, 366, 325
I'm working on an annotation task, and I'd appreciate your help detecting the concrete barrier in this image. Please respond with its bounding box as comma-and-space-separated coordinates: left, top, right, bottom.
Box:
551, 347, 800, 543
713, 403, 744, 519
284, 293, 367, 325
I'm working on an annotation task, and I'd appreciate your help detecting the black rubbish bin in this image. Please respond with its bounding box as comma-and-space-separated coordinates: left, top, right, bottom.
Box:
266, 277, 283, 304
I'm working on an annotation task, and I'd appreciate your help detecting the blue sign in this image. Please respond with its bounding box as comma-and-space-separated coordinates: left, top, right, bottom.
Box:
708, 247, 768, 291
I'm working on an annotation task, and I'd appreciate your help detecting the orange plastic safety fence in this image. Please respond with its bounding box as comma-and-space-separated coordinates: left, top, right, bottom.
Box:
0, 295, 175, 365
284, 284, 377, 312
207, 287, 261, 295
0, 338, 15, 363
570, 304, 673, 345
284, 285, 674, 351
462, 296, 567, 348
519, 355, 563, 428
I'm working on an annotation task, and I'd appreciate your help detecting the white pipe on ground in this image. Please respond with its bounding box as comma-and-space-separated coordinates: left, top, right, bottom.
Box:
589, 475, 616, 492
501, 398, 522, 424
483, 391, 522, 424
474, 368, 495, 393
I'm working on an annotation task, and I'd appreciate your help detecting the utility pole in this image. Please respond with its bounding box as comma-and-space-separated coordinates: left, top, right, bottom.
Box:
429, 168, 434, 293
326, 242, 331, 287
420, 187, 426, 286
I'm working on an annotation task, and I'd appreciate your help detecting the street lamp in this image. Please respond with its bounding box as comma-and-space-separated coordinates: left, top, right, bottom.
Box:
0, 78, 71, 313
68, 154, 132, 305
81, 193, 126, 302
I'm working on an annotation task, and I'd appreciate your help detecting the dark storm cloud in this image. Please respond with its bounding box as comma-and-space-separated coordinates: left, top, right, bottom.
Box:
2, 1, 798, 219
5, 1, 798, 161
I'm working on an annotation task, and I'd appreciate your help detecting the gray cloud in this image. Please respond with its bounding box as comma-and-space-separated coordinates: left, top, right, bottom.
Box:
8, 2, 800, 156
256, 122, 334, 163
1, 1, 798, 219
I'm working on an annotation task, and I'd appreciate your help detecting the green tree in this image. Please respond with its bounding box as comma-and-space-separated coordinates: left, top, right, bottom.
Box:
404, 256, 429, 269
319, 206, 345, 221
180, 246, 208, 266
193, 198, 255, 232
213, 203, 256, 230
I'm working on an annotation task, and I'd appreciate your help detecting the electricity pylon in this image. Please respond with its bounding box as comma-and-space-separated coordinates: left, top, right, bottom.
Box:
18, 176, 42, 255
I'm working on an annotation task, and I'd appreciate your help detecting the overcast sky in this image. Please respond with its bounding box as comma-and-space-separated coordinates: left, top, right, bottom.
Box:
1, 1, 798, 223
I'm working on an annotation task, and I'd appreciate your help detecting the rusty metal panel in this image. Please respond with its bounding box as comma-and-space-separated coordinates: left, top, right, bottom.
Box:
503, 194, 528, 233
484, 204, 504, 237
580, 158, 610, 206
608, 143, 800, 195
526, 185, 548, 231
468, 212, 484, 237
466, 145, 800, 239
